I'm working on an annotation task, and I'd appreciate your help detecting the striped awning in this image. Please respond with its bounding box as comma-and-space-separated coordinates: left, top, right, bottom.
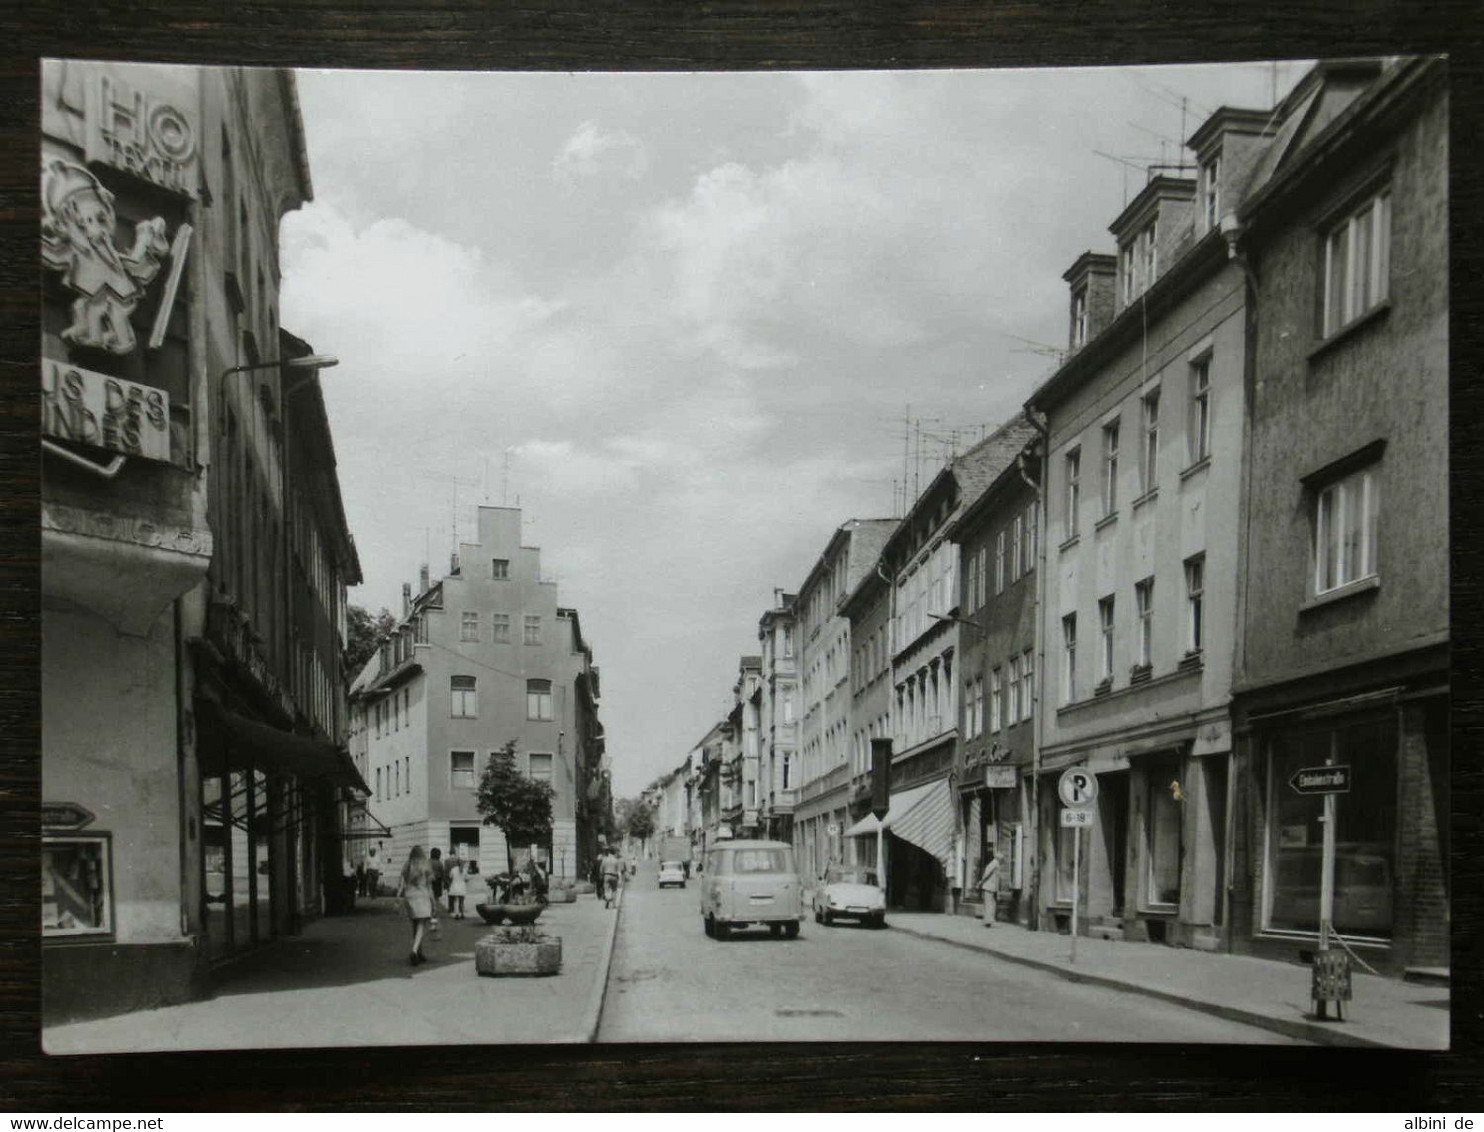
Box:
844, 778, 955, 866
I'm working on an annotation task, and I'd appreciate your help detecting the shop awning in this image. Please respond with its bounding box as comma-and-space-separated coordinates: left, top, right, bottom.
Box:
844, 778, 955, 865
197, 699, 368, 794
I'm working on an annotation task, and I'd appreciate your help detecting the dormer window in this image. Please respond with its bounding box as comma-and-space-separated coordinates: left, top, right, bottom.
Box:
1141, 221, 1158, 288
1072, 288, 1088, 349
1201, 153, 1222, 233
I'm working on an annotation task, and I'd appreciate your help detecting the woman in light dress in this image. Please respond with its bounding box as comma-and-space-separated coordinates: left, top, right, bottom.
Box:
396, 845, 435, 965
446, 852, 468, 919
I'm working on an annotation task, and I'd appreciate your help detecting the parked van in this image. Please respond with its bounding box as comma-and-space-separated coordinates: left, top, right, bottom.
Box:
699, 839, 803, 939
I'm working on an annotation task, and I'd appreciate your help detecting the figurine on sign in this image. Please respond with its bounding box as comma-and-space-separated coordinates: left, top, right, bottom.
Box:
41, 159, 170, 355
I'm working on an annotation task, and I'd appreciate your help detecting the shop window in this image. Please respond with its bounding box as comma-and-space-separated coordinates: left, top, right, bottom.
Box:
1145, 759, 1182, 909
1054, 821, 1077, 903
1265, 717, 1397, 938
42, 835, 113, 938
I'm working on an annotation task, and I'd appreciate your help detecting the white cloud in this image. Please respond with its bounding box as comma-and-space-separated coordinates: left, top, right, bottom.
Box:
554, 120, 648, 189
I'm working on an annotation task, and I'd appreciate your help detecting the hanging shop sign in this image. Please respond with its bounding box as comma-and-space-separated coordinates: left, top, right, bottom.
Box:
42, 357, 171, 462
86, 70, 199, 198
41, 160, 172, 355
984, 765, 1016, 789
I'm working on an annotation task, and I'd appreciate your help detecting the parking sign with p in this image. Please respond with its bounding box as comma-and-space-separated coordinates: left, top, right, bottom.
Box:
1058, 767, 1098, 808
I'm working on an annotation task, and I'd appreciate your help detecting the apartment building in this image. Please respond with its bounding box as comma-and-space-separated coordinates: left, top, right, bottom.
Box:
348, 506, 603, 883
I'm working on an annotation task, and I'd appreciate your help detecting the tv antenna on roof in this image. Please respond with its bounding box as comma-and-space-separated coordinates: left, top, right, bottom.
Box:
419, 469, 479, 554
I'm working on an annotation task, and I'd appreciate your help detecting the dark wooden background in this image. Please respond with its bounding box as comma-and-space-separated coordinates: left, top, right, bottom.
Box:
2, 0, 1481, 1112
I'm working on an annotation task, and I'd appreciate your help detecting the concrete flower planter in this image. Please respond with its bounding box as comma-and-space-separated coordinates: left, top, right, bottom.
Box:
548, 885, 578, 904
475, 928, 562, 977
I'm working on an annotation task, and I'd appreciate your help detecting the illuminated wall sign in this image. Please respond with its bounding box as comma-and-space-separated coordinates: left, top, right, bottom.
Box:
42, 357, 171, 462
86, 71, 199, 198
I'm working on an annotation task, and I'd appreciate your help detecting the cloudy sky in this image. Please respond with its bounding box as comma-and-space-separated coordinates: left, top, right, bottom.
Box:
279, 62, 1305, 796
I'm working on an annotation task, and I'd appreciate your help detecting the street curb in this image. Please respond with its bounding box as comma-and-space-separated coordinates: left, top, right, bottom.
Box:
578, 883, 624, 1044
889, 922, 1400, 1049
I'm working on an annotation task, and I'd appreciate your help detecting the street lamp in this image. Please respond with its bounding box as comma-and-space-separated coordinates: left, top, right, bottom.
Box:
928, 611, 982, 633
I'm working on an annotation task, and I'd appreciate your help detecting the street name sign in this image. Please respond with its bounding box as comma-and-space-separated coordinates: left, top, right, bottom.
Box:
1060, 808, 1094, 827
41, 801, 95, 830
1289, 765, 1351, 795
1057, 767, 1099, 807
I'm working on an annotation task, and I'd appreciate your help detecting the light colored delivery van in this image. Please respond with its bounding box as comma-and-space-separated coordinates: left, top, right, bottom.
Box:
699, 839, 803, 940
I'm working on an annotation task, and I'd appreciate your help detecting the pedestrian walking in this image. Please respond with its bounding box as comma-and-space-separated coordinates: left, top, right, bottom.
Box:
355, 860, 366, 897
446, 852, 467, 919
599, 847, 622, 908
366, 841, 383, 898
396, 845, 436, 965
978, 849, 1001, 928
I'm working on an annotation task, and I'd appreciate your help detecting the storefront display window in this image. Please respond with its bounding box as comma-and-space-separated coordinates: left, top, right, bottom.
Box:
1265, 716, 1397, 938
1145, 757, 1182, 908
42, 834, 112, 938
1053, 822, 1076, 903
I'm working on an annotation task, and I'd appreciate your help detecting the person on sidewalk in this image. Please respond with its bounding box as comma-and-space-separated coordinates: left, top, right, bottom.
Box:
446, 852, 467, 919
396, 845, 436, 965
978, 849, 1001, 928
599, 847, 621, 908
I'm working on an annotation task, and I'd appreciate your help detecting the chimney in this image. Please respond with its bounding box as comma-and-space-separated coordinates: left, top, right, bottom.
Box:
1062, 252, 1117, 353
419, 563, 430, 593
402, 582, 412, 617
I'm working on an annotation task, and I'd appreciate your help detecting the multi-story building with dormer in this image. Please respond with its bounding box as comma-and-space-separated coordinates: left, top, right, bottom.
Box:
347, 506, 603, 883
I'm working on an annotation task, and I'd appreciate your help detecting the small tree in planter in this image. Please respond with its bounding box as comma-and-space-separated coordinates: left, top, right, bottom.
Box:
476, 741, 556, 909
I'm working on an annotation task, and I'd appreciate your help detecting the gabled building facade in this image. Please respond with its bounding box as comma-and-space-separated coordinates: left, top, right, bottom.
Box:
348, 505, 603, 883
1025, 102, 1268, 948
1228, 57, 1448, 974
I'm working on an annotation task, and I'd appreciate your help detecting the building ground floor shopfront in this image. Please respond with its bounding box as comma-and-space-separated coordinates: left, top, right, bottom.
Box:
957, 762, 1032, 925
845, 772, 956, 913
1230, 646, 1448, 976
792, 779, 850, 882
365, 815, 581, 888
41, 604, 366, 1025
1037, 710, 1233, 950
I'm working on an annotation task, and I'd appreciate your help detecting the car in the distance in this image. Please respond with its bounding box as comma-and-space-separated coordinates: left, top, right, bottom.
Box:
657, 860, 687, 888
812, 864, 886, 928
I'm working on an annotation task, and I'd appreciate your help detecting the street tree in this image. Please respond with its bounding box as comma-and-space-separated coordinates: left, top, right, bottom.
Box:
345, 604, 397, 680
476, 740, 555, 875
622, 800, 657, 855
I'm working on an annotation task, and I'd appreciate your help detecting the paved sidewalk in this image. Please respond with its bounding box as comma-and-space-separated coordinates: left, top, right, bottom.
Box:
44, 889, 622, 1054
887, 912, 1448, 1049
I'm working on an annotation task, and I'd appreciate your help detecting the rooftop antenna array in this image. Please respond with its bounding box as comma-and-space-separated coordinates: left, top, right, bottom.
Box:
419, 469, 479, 557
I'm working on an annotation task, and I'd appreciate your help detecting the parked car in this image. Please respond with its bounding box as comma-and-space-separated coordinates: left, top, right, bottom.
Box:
699, 839, 803, 940
657, 860, 687, 888
812, 864, 886, 928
